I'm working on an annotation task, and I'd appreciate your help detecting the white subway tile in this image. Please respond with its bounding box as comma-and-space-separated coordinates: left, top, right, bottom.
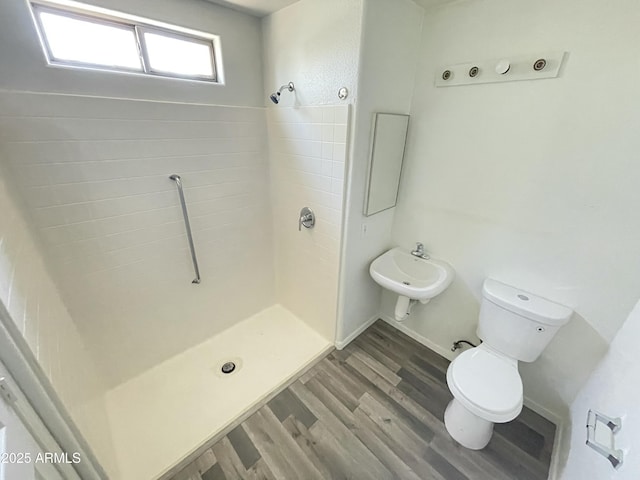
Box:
331, 178, 344, 196
333, 143, 347, 163
302, 140, 318, 157
311, 125, 322, 142
322, 107, 335, 124
0, 249, 12, 304
321, 160, 333, 177
52, 183, 89, 205
321, 143, 333, 160
309, 141, 322, 158
302, 173, 331, 192
334, 106, 349, 125
19, 165, 52, 187
334, 125, 348, 143
310, 108, 323, 124
299, 124, 313, 141
63, 203, 93, 224
33, 206, 67, 228
322, 125, 334, 142
26, 186, 56, 208
299, 107, 315, 124
42, 222, 96, 245
48, 164, 85, 185
331, 161, 345, 180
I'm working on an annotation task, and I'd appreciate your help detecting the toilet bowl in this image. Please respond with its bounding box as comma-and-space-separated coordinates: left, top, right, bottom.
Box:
445, 344, 522, 449
444, 278, 572, 449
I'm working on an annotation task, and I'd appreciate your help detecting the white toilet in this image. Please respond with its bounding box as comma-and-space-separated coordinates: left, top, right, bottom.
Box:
444, 278, 573, 450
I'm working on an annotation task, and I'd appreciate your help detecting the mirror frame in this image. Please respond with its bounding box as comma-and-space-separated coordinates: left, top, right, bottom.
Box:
363, 112, 410, 216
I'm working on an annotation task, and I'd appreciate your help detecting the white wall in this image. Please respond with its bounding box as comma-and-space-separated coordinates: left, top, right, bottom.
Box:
261, 0, 363, 107
560, 299, 640, 479
0, 0, 263, 106
336, 0, 424, 345
0, 163, 118, 477
0, 91, 275, 387
385, 0, 640, 419
267, 105, 349, 341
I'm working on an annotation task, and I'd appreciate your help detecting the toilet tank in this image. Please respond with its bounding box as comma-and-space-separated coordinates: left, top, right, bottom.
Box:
477, 279, 573, 362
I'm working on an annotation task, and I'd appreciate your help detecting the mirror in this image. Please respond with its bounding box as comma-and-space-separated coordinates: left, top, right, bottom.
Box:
364, 113, 409, 216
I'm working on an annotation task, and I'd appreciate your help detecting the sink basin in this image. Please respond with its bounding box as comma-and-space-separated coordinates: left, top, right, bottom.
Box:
370, 247, 454, 320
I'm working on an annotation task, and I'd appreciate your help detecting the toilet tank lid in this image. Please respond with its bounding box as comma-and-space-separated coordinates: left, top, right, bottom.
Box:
482, 278, 573, 326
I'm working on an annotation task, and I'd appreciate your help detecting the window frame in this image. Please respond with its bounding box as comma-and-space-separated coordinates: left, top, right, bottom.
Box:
136, 25, 217, 82
32, 5, 144, 74
30, 2, 219, 83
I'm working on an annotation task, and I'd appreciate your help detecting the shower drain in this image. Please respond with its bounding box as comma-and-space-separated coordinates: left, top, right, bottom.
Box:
214, 357, 242, 378
221, 362, 236, 374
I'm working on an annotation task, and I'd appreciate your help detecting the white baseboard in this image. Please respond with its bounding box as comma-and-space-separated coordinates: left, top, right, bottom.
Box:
522, 397, 562, 428
335, 314, 379, 350
379, 313, 456, 361
522, 398, 567, 480
546, 418, 566, 480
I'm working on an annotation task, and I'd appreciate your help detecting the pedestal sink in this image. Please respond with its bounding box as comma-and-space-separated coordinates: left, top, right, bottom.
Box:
370, 247, 455, 321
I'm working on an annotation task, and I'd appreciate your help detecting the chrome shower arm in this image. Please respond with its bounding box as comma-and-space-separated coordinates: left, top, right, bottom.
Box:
278, 82, 295, 94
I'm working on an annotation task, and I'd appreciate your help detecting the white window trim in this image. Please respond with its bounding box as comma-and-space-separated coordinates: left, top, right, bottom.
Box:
32, 5, 144, 75
29, 0, 224, 84
136, 25, 218, 82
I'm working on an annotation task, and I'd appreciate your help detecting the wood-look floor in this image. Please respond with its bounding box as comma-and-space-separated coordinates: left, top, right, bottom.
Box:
169, 320, 556, 480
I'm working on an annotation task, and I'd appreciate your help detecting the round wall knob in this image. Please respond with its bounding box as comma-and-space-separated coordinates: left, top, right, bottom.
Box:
495, 59, 510, 74
533, 58, 547, 71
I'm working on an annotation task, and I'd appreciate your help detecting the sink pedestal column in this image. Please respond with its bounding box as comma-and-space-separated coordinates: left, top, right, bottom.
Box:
394, 296, 430, 321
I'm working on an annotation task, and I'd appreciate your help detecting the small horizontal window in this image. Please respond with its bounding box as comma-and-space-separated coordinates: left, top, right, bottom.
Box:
38, 11, 142, 71
30, 1, 219, 82
141, 29, 215, 78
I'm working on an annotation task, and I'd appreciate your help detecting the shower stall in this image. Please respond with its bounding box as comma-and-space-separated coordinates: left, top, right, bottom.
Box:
0, 92, 349, 479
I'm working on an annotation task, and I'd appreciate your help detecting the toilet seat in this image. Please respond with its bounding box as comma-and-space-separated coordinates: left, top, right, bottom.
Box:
447, 346, 523, 423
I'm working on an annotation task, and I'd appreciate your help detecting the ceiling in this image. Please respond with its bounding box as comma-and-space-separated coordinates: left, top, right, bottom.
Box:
203, 0, 459, 18
411, 0, 459, 7
203, 0, 299, 17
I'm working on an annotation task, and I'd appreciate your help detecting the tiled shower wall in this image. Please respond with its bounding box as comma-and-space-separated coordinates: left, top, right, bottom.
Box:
0, 164, 118, 476
267, 106, 349, 340
0, 91, 275, 387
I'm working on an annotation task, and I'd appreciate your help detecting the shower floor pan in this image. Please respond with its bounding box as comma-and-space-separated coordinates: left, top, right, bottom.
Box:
103, 304, 332, 480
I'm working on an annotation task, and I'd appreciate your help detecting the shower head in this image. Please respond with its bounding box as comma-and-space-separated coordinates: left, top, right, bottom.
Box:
269, 82, 295, 105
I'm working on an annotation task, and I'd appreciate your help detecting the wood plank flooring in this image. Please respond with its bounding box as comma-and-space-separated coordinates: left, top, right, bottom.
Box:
169, 320, 556, 480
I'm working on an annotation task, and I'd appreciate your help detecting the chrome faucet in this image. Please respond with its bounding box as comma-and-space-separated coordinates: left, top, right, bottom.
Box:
411, 242, 429, 259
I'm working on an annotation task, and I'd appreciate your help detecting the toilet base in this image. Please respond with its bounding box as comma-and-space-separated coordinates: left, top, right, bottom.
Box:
444, 398, 494, 450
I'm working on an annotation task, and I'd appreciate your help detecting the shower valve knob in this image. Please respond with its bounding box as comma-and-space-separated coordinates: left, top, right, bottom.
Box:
298, 207, 315, 231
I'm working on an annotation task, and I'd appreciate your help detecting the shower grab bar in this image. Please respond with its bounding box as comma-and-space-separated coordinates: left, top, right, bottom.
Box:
169, 174, 201, 284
